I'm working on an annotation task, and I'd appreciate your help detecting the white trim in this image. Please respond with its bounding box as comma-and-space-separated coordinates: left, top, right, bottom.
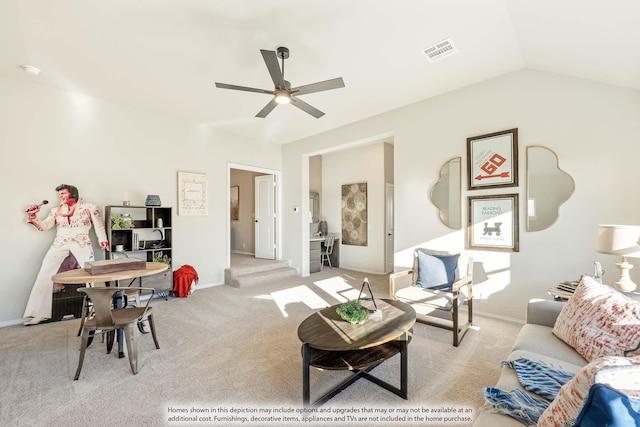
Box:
473, 308, 524, 325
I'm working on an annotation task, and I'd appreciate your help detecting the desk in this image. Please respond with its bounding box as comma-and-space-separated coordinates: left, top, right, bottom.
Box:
310, 236, 340, 273
298, 299, 416, 407
52, 262, 168, 356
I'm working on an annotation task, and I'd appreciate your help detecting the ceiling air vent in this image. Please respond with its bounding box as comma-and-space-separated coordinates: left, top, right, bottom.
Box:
421, 38, 457, 63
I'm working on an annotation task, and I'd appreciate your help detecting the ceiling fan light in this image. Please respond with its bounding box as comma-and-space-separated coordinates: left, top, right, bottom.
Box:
274, 90, 290, 104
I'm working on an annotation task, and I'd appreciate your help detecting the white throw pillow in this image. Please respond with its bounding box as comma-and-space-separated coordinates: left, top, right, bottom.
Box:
552, 275, 640, 361
537, 356, 640, 427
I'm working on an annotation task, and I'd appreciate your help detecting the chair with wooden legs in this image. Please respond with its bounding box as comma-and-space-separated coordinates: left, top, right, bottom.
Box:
389, 249, 473, 347
74, 287, 159, 380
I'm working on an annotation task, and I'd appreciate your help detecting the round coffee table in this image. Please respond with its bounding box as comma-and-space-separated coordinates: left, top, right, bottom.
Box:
298, 298, 416, 407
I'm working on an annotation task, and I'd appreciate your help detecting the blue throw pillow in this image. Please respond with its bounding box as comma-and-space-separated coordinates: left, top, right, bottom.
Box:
416, 252, 459, 291
573, 383, 640, 427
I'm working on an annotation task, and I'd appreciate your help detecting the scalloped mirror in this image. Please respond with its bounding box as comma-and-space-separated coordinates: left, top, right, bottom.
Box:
430, 157, 462, 229
526, 146, 575, 231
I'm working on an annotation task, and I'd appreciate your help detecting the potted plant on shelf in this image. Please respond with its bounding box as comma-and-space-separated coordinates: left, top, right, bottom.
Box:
111, 214, 134, 230
153, 253, 171, 265
336, 300, 369, 325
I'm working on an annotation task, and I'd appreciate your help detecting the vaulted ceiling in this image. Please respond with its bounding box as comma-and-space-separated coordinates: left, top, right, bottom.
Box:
2, 1, 639, 145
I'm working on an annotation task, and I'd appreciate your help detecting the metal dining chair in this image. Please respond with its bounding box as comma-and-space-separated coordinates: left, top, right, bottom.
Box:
74, 287, 159, 380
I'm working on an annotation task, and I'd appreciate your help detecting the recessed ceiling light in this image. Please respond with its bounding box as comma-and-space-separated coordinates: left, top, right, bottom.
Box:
421, 38, 458, 63
20, 65, 41, 75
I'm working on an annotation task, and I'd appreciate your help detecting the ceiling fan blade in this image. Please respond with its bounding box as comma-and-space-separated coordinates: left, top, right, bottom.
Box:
290, 97, 325, 119
215, 82, 274, 95
290, 77, 345, 96
260, 49, 286, 89
255, 99, 278, 118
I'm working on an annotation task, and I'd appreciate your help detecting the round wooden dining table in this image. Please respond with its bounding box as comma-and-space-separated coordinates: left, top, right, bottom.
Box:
51, 262, 168, 285
52, 262, 168, 357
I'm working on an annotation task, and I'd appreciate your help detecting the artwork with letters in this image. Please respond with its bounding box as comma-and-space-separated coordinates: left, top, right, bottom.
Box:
468, 194, 519, 252
467, 128, 518, 190
178, 172, 208, 216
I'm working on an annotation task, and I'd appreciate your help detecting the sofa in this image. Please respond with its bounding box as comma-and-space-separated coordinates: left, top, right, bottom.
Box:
473, 276, 640, 426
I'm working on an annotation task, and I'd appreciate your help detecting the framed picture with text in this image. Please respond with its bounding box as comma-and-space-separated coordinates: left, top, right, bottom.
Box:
467, 128, 518, 190
468, 194, 519, 252
177, 171, 208, 216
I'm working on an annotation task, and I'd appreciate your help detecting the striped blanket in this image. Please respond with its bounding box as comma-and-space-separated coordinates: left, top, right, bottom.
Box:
483, 358, 574, 426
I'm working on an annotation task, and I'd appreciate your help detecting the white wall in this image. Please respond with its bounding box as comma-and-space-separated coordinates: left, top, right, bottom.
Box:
321, 142, 387, 273
6, 68, 639, 324
309, 156, 322, 194
0, 75, 281, 325
282, 69, 640, 321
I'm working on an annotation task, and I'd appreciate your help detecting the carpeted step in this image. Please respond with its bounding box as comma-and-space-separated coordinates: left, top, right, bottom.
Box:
226, 266, 297, 288
224, 259, 298, 288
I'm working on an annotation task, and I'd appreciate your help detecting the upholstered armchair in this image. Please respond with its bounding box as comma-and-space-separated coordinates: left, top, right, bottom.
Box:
389, 248, 473, 347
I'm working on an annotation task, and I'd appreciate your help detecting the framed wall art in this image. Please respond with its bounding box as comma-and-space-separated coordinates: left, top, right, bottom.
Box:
341, 182, 368, 246
468, 194, 519, 252
177, 171, 208, 216
467, 128, 518, 190
230, 186, 239, 221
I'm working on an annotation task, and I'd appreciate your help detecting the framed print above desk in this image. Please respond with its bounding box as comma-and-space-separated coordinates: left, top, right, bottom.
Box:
467, 128, 518, 190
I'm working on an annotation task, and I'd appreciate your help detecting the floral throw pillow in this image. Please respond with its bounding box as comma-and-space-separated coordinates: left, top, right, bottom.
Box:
552, 275, 640, 361
537, 356, 640, 427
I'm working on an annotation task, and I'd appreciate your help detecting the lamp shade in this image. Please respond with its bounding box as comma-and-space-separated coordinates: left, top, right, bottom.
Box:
595, 225, 640, 257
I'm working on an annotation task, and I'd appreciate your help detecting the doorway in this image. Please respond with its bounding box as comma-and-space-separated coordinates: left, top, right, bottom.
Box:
254, 174, 275, 259
304, 133, 394, 275
227, 163, 281, 267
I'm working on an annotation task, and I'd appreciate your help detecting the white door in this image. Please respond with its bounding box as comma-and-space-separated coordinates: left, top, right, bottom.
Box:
385, 183, 394, 273
254, 175, 275, 259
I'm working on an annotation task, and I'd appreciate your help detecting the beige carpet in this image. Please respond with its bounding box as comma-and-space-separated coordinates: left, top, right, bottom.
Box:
0, 268, 521, 426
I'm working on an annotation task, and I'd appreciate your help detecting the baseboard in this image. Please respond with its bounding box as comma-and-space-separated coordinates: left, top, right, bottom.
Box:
337, 265, 389, 276
0, 319, 25, 328
195, 282, 224, 290
473, 308, 524, 325
231, 250, 254, 256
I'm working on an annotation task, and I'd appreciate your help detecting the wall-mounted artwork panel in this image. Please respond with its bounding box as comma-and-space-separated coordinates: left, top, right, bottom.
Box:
341, 183, 367, 246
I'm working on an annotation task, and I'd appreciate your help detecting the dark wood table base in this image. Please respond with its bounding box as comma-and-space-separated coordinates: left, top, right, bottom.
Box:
302, 331, 411, 407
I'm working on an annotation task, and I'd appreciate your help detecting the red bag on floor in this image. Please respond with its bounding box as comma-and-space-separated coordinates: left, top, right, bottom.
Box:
173, 265, 199, 298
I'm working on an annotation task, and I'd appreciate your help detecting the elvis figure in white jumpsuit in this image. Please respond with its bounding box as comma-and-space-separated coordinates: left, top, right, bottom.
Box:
24, 184, 108, 325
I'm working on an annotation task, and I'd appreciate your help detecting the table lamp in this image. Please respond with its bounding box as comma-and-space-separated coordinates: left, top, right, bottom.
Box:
595, 224, 640, 292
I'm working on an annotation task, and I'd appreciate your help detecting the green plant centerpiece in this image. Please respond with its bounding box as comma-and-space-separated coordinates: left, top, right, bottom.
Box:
336, 300, 369, 325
